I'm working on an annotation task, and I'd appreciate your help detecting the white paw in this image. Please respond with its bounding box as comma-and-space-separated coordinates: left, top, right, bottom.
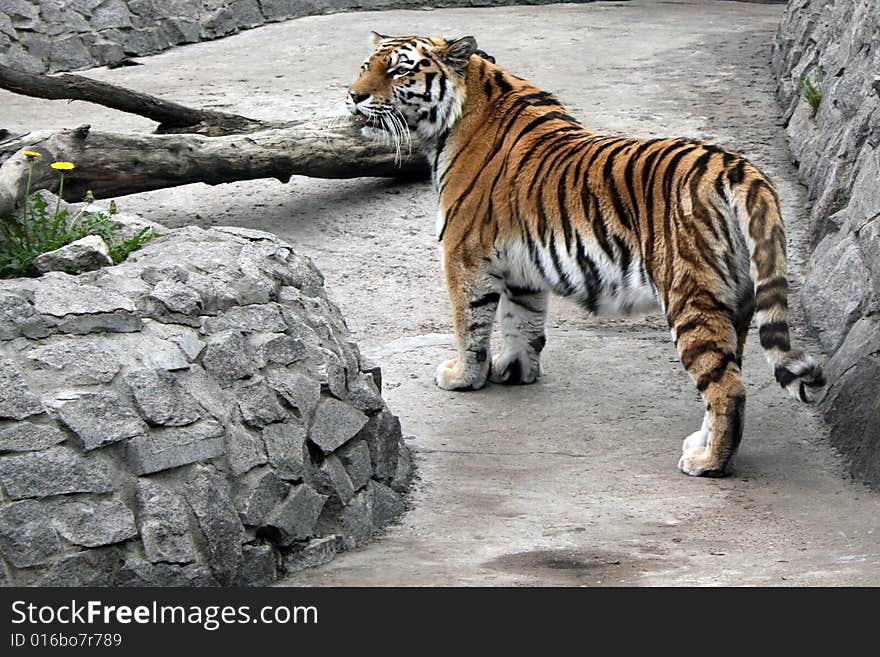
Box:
489, 352, 541, 385
678, 446, 728, 478
434, 358, 486, 391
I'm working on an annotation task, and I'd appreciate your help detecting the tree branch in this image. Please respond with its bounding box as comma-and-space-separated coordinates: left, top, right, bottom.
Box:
0, 120, 429, 217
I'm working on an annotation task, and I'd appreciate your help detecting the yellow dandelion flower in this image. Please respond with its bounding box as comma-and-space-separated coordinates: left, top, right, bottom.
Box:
50, 161, 75, 170
22, 150, 42, 158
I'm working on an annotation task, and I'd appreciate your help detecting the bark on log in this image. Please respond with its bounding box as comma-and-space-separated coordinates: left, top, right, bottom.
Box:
0, 64, 429, 218
0, 120, 429, 217
0, 63, 272, 135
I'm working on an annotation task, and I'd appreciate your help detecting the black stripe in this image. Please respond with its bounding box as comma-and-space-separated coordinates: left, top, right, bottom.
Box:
469, 292, 501, 308
759, 321, 791, 351
695, 352, 737, 392
574, 232, 601, 312
494, 69, 513, 95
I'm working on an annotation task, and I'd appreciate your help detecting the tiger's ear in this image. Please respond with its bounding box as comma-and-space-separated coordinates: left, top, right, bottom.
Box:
441, 36, 478, 72
371, 31, 390, 46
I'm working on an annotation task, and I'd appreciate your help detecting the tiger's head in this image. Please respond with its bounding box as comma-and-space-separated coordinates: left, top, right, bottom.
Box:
347, 33, 478, 146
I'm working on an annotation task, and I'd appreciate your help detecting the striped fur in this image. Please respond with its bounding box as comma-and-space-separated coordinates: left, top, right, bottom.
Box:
348, 34, 826, 476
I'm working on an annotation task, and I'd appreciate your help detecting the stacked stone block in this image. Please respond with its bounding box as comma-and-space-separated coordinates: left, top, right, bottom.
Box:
772, 0, 880, 485
0, 0, 590, 74
0, 220, 411, 586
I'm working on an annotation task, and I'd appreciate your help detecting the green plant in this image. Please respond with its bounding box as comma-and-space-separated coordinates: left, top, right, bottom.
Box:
0, 152, 160, 278
800, 67, 824, 118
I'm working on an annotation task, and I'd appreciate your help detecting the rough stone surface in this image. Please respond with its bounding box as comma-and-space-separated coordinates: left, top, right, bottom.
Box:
184, 467, 246, 585
281, 535, 339, 574
0, 422, 67, 452
124, 368, 203, 426
52, 498, 138, 548
127, 420, 225, 475
0, 500, 62, 567
53, 390, 148, 450
309, 398, 368, 453
35, 547, 120, 586
260, 484, 327, 546
233, 466, 289, 526
136, 478, 198, 564
261, 421, 306, 480
0, 356, 43, 420
33, 235, 113, 275
0, 224, 409, 585
0, 446, 114, 499
773, 0, 880, 486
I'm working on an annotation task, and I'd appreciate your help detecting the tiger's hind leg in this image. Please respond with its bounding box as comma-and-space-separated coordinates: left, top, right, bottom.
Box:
490, 285, 549, 385
672, 302, 747, 477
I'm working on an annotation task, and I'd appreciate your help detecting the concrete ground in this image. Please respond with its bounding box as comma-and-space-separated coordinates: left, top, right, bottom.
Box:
4, 1, 879, 586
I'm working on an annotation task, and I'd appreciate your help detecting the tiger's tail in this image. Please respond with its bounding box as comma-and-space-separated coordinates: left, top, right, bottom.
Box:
730, 164, 826, 403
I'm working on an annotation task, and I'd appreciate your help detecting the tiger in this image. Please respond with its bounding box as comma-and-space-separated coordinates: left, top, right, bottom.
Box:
346, 33, 826, 477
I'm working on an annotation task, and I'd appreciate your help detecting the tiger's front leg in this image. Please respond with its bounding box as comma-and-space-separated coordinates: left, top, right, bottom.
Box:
434, 254, 499, 392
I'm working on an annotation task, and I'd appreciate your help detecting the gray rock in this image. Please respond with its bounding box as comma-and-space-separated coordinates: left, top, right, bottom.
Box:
234, 467, 289, 526
124, 368, 203, 426
184, 467, 246, 585
88, 36, 125, 67
54, 390, 148, 450
224, 424, 268, 476
825, 316, 880, 383
0, 499, 62, 567
320, 453, 356, 503
261, 421, 307, 481
357, 409, 402, 481
150, 279, 202, 316
369, 480, 406, 529
281, 535, 340, 574
0, 445, 114, 499
201, 330, 255, 382
141, 345, 191, 371
0, 291, 50, 340
251, 332, 306, 366
127, 420, 225, 475
35, 547, 120, 586
91, 0, 133, 31
309, 398, 368, 454
24, 337, 121, 384
336, 439, 372, 491
118, 557, 217, 587
52, 497, 138, 547
174, 330, 206, 361
0, 356, 43, 420
159, 17, 201, 45
4, 0, 38, 29
33, 274, 141, 335
33, 235, 113, 274
260, 484, 327, 546
235, 543, 277, 586
346, 374, 385, 413
136, 478, 197, 564
317, 488, 373, 550
392, 438, 414, 494
201, 303, 287, 334
0, 422, 67, 452
123, 26, 167, 55
803, 231, 872, 352
265, 368, 321, 420
236, 379, 287, 429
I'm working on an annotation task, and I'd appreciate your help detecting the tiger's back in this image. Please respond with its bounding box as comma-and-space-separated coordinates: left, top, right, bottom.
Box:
347, 34, 825, 477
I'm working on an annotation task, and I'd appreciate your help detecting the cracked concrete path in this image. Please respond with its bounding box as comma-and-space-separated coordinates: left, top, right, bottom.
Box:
5, 1, 879, 585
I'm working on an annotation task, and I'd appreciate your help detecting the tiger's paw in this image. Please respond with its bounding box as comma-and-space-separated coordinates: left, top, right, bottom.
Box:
434, 357, 488, 391
678, 447, 729, 478
489, 352, 542, 385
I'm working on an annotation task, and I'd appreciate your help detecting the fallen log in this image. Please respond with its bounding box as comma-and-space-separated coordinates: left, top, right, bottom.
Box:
0, 63, 429, 218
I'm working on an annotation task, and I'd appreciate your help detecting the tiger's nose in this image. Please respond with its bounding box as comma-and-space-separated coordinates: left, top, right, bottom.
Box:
349, 91, 370, 104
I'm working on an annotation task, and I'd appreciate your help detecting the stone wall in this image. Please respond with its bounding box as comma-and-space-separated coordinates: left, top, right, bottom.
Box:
0, 0, 593, 74
0, 209, 411, 586
772, 0, 880, 485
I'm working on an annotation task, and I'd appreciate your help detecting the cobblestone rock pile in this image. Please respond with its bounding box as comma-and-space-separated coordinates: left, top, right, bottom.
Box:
0, 218, 411, 586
